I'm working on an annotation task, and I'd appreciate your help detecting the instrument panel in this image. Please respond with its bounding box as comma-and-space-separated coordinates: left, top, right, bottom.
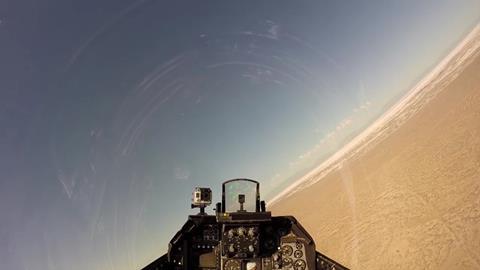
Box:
217, 222, 312, 270
143, 215, 349, 270
222, 226, 260, 258
280, 240, 308, 270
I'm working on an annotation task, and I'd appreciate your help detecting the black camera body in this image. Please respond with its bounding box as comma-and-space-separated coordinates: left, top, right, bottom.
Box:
142, 179, 348, 270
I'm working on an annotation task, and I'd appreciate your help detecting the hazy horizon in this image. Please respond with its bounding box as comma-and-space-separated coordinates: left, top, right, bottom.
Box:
268, 22, 480, 204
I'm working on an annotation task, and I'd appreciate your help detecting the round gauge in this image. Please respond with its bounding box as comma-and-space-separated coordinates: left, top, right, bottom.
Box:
293, 259, 306, 270
283, 257, 293, 267
246, 262, 258, 270
294, 249, 303, 258
224, 259, 241, 270
248, 227, 257, 237
295, 241, 303, 250
237, 227, 246, 237
281, 245, 293, 256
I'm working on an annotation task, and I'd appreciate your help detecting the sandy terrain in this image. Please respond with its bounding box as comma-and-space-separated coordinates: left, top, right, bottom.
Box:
270, 27, 480, 269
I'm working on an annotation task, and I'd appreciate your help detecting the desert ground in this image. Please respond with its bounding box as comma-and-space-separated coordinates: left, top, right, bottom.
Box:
270, 28, 480, 269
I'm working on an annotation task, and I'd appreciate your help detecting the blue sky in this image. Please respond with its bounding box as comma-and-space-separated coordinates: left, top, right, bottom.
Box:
1, 1, 479, 269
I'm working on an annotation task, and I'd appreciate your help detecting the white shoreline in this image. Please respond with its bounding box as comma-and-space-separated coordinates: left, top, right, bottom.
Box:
269, 24, 480, 206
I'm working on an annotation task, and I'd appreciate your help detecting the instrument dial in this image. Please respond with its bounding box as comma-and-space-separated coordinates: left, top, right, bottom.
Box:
294, 249, 303, 258
281, 245, 293, 256
224, 259, 241, 270
283, 257, 293, 267
293, 259, 306, 270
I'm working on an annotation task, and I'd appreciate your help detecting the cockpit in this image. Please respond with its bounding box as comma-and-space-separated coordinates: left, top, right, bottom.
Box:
142, 178, 349, 270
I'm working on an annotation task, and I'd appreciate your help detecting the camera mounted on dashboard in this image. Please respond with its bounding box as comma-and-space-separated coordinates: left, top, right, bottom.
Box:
192, 187, 213, 215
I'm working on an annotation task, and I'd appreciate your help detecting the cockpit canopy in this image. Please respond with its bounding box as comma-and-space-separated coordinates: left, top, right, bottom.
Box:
221, 179, 261, 213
